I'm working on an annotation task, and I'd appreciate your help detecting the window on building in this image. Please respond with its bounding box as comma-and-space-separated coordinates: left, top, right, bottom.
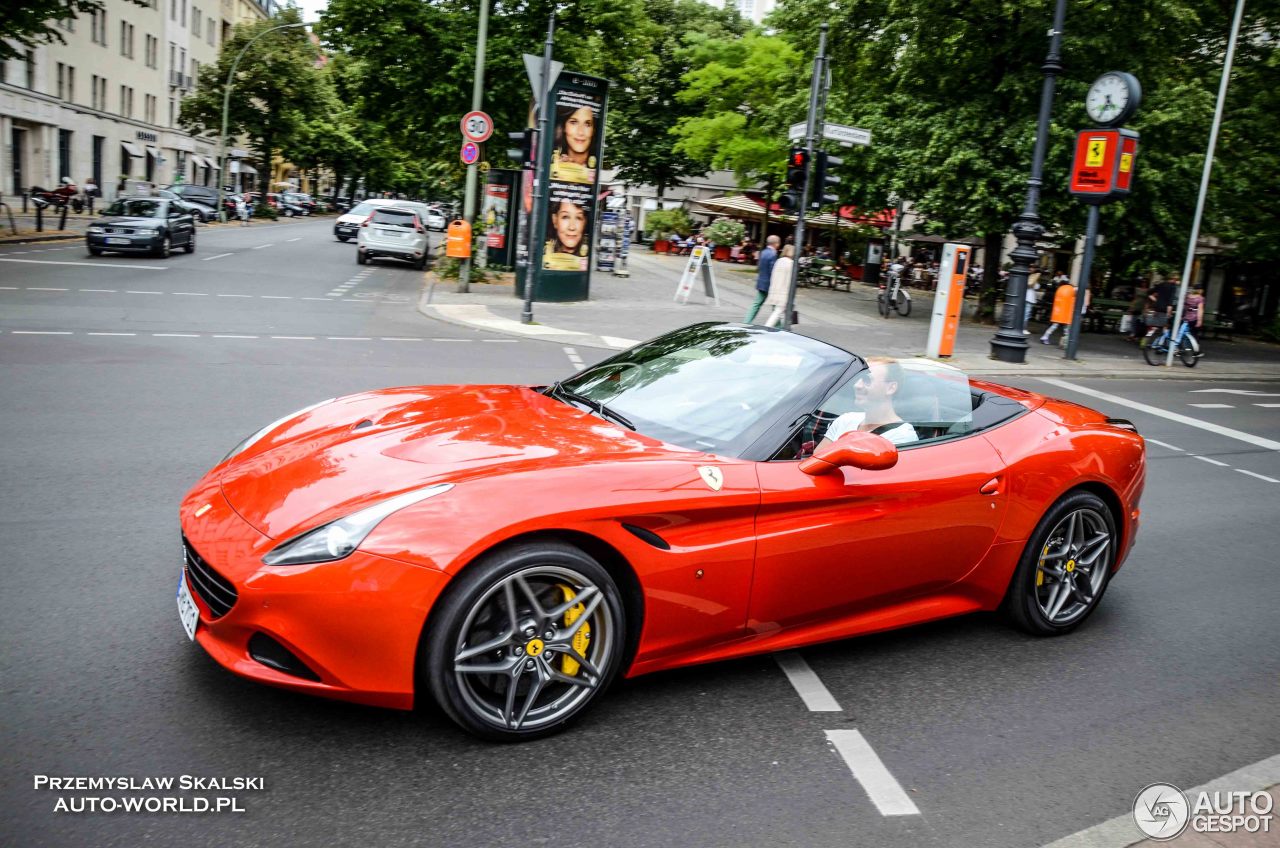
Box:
181, 0, 186, 27
57, 63, 66, 99
145, 35, 157, 68
24, 50, 35, 90
147, 94, 157, 124
92, 136, 104, 189
207, 17, 216, 46
169, 97, 176, 127
120, 85, 128, 117
91, 9, 107, 46
170, 0, 176, 21
67, 66, 75, 103
58, 130, 73, 182
193, 7, 201, 36
91, 75, 101, 110
191, 59, 199, 89
120, 22, 134, 58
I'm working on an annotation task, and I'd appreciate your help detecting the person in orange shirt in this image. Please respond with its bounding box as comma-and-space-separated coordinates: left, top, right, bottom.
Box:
1039, 278, 1089, 345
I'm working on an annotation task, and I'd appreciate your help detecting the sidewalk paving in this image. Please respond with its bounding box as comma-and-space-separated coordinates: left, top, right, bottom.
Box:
420, 248, 1280, 379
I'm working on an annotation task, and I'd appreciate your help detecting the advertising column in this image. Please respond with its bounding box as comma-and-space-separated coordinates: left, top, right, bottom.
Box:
537, 72, 609, 301
483, 169, 519, 268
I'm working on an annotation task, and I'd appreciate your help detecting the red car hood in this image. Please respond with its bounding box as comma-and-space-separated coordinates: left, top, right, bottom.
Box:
218, 385, 678, 540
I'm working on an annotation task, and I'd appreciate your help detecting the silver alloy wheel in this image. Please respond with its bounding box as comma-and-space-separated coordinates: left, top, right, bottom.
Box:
452, 565, 615, 732
1035, 507, 1112, 625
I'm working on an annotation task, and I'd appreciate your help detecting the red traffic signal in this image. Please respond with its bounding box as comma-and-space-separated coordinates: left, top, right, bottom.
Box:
786, 147, 809, 190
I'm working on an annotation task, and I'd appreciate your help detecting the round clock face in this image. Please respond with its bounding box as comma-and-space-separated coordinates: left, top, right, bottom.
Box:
1086, 72, 1138, 125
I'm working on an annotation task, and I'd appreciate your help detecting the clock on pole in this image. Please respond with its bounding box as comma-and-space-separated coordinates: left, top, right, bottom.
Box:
1085, 71, 1141, 127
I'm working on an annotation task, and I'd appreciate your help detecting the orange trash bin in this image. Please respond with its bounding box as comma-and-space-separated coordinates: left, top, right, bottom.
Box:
446, 220, 472, 259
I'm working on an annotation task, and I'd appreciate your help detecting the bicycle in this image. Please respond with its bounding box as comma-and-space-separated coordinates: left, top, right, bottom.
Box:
1142, 319, 1201, 367
877, 271, 912, 317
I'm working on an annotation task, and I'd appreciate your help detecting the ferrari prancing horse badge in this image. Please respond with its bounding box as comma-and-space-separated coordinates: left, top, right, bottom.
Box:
698, 466, 724, 491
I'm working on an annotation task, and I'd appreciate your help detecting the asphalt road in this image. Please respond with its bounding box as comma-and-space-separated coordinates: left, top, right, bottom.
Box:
1, 218, 1277, 847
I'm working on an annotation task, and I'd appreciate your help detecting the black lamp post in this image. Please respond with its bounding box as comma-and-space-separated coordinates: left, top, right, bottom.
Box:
990, 0, 1068, 363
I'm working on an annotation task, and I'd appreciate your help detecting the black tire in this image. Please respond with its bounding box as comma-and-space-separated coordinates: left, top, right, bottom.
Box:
877, 293, 889, 317
1179, 338, 1198, 367
183, 233, 195, 254
1003, 490, 1117, 636
422, 541, 627, 742
1142, 337, 1165, 366
895, 295, 912, 317
414, 256, 427, 271
88, 247, 102, 256
155, 235, 171, 259
356, 249, 367, 265
337, 236, 350, 242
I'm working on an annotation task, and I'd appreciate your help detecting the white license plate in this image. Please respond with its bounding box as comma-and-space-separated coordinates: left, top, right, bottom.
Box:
377, 229, 405, 238
177, 570, 199, 641
105, 237, 130, 245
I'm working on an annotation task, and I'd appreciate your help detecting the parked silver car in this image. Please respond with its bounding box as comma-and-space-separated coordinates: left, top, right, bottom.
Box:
356, 206, 430, 269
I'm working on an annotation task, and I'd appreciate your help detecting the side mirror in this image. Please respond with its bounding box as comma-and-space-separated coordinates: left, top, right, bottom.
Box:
799, 430, 898, 476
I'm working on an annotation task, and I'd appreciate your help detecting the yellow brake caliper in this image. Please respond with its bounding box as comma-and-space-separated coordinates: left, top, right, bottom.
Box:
558, 585, 590, 676
1037, 543, 1050, 586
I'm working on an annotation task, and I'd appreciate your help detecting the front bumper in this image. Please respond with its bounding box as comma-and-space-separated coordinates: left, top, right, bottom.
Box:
87, 231, 163, 252
178, 486, 449, 709
333, 222, 357, 238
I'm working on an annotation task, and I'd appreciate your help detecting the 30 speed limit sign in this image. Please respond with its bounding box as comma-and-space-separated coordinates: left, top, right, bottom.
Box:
460, 111, 493, 143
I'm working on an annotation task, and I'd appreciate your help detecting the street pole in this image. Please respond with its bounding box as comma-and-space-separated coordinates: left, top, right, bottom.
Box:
1064, 205, 1098, 360
521, 12, 556, 325
217, 21, 307, 224
1168, 0, 1245, 366
989, 0, 1067, 363
783, 23, 828, 331
458, 0, 490, 293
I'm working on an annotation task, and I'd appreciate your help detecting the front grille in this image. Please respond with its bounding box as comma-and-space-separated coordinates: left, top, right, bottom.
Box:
182, 537, 238, 618
105, 227, 136, 235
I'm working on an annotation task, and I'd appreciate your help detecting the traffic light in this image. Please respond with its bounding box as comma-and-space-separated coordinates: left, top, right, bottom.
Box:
811, 151, 843, 209
507, 129, 536, 169
778, 147, 809, 212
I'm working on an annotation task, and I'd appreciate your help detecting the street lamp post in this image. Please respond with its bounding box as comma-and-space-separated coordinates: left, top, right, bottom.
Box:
216, 21, 308, 223
989, 0, 1067, 363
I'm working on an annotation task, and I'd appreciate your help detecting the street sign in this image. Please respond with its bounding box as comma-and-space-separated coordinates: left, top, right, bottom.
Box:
788, 121, 871, 146
460, 141, 481, 165
1069, 127, 1138, 204
523, 53, 564, 109
460, 111, 493, 143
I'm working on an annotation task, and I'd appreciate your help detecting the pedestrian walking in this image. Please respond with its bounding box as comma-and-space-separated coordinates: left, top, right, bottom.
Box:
1024, 273, 1041, 333
1040, 277, 1083, 345
83, 177, 98, 214
235, 195, 251, 226
745, 235, 780, 323
762, 244, 796, 328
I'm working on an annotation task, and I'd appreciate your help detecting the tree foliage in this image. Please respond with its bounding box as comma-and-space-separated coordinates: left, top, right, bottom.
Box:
0, 0, 146, 61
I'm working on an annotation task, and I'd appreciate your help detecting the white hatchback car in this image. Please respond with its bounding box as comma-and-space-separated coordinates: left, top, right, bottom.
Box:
333, 198, 402, 242
356, 206, 430, 269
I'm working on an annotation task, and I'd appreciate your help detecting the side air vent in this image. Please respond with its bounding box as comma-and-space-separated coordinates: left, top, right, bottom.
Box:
248, 633, 321, 681
622, 523, 671, 551
353, 419, 374, 430
1106, 418, 1138, 432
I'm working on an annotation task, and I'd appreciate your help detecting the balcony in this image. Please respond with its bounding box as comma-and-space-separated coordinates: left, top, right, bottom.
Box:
169, 71, 193, 90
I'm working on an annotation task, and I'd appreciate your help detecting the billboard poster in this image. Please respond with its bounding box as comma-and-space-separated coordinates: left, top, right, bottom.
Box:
483, 181, 509, 249
597, 210, 619, 272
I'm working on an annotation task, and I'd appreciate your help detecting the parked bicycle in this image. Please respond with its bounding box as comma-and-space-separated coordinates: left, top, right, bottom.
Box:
878, 271, 912, 317
1142, 319, 1201, 367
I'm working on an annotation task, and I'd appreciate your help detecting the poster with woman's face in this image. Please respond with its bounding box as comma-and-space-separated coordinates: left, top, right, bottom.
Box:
543, 182, 592, 272
549, 88, 603, 185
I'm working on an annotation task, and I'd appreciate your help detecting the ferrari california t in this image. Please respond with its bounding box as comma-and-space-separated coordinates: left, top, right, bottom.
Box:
177, 323, 1145, 741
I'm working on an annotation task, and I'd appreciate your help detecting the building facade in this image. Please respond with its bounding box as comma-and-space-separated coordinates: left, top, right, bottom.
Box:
1, 0, 276, 204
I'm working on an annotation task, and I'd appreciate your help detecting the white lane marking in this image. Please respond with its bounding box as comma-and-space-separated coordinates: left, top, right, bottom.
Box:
252, 243, 273, 250
1189, 403, 1234, 409
0, 258, 165, 270
328, 336, 372, 341
482, 339, 519, 343
563, 345, 585, 369
270, 335, 315, 340
213, 334, 259, 339
1237, 469, 1280, 483
301, 297, 330, 301
80, 289, 117, 293
286, 237, 302, 242
1192, 455, 1230, 467
0, 286, 17, 289
430, 338, 471, 342
201, 252, 234, 261
173, 292, 208, 296
381, 337, 421, 341
600, 335, 640, 349
1038, 378, 1280, 452
27, 287, 68, 291
824, 730, 921, 816
260, 295, 292, 299
12, 330, 73, 335
217, 293, 252, 298
152, 333, 199, 337
1143, 438, 1185, 452
1190, 388, 1280, 396
1256, 403, 1280, 408
773, 652, 842, 712
126, 290, 162, 295
1041, 752, 1280, 848
86, 332, 137, 336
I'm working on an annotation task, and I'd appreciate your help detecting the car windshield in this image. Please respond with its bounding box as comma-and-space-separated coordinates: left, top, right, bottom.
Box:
558, 323, 853, 457
372, 208, 418, 227
348, 201, 382, 217
104, 199, 165, 218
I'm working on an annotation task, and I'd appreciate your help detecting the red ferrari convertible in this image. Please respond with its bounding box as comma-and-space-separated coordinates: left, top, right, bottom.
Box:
178, 323, 1145, 740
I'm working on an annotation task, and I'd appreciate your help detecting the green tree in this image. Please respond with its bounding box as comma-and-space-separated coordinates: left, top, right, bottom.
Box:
0, 0, 146, 61
607, 0, 748, 199
179, 7, 326, 195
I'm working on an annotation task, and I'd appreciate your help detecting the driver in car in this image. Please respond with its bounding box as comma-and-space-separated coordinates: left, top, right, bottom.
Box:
819, 357, 919, 447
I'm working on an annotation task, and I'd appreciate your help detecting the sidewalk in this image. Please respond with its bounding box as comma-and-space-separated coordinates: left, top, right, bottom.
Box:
419, 248, 1280, 379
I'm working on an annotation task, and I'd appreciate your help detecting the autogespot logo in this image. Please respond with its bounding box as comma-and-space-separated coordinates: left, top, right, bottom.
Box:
1134, 783, 1191, 840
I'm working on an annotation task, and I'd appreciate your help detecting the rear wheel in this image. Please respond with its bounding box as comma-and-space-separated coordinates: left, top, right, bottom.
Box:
1004, 491, 1116, 636
895, 293, 912, 317
1142, 336, 1165, 366
1178, 338, 1198, 367
356, 249, 367, 265
414, 256, 427, 271
877, 292, 889, 317
423, 541, 627, 741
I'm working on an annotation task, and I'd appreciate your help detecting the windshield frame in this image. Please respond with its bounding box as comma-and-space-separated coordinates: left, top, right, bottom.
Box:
557, 323, 857, 460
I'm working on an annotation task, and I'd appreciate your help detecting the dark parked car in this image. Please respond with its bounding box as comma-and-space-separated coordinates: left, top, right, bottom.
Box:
282, 192, 318, 215
154, 188, 214, 222
86, 198, 196, 258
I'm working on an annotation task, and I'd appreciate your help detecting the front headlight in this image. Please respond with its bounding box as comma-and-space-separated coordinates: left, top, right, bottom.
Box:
87, 225, 104, 233
262, 483, 453, 566
222, 397, 336, 462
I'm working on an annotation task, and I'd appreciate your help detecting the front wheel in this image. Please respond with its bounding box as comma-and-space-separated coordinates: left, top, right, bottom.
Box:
1142, 336, 1166, 366
895, 293, 912, 317
155, 235, 171, 259
183, 233, 195, 254
1179, 337, 1199, 367
1003, 491, 1117, 636
88, 247, 102, 256
423, 541, 627, 741
877, 293, 889, 317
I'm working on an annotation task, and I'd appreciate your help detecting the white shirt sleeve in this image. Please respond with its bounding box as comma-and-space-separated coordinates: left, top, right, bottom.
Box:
826, 412, 917, 446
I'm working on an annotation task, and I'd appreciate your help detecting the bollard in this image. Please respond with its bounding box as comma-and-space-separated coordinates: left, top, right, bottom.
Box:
35, 204, 44, 232
58, 204, 69, 230
22, 192, 29, 214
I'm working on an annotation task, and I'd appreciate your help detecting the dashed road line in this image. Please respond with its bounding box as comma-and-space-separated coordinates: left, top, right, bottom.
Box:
173, 292, 208, 296
86, 332, 137, 336
1257, 403, 1280, 408
79, 289, 117, 293
12, 330, 72, 335
202, 253, 233, 261
1237, 469, 1279, 483
0, 257, 166, 270
1038, 378, 1280, 452
328, 336, 372, 341
563, 346, 585, 369
1189, 403, 1234, 409
212, 334, 259, 339
381, 337, 421, 342
217, 293, 252, 298
774, 652, 842, 712
1144, 438, 1185, 452
286, 237, 302, 242
27, 287, 67, 291
1192, 455, 1231, 467
125, 290, 162, 295
270, 335, 315, 340
252, 243, 273, 250
260, 295, 292, 300
825, 731, 921, 816
152, 333, 199, 338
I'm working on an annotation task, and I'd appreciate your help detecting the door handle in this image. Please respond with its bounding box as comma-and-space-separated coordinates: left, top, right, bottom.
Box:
979, 477, 1001, 495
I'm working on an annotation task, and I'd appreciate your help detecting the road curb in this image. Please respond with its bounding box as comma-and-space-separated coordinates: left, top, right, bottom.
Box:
0, 232, 83, 245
